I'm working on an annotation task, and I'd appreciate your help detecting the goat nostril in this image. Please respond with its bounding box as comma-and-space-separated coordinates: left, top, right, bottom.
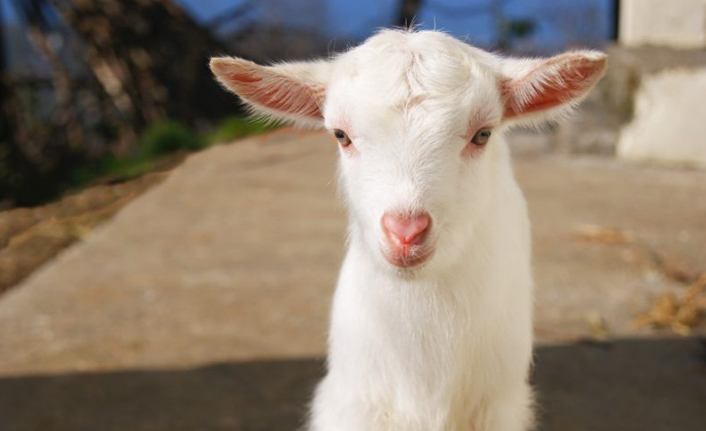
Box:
381, 212, 431, 245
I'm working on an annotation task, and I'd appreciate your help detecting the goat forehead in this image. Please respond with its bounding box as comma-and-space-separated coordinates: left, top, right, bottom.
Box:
335, 34, 481, 101
328, 32, 501, 131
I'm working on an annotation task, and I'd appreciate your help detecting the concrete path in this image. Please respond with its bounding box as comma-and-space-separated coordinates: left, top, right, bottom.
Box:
1, 129, 705, 430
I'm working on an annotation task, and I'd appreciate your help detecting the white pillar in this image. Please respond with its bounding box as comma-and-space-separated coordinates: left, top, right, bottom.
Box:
618, 67, 706, 167
620, 0, 706, 48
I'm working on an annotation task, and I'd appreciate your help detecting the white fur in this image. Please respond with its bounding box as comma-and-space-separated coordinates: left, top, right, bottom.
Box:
210, 29, 606, 431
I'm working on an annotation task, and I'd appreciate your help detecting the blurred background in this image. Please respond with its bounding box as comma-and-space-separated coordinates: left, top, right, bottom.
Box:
0, 0, 616, 208
0, 1, 705, 430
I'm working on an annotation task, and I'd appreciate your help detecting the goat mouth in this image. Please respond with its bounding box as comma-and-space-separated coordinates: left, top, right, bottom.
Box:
382, 245, 433, 268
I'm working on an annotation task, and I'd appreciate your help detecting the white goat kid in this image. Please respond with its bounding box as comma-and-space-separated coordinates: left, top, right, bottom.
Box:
211, 30, 606, 431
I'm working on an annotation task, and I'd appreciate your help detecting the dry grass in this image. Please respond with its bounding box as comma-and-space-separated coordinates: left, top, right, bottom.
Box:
634, 273, 706, 335
0, 173, 168, 294
572, 224, 706, 335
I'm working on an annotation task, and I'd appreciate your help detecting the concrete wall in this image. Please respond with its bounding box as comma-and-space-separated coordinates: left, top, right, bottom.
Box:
620, 0, 706, 48
618, 67, 706, 167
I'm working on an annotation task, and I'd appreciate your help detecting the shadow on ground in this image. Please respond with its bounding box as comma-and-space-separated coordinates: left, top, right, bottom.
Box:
2, 338, 705, 431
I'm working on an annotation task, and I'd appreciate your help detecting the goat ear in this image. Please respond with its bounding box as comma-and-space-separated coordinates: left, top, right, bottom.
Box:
210, 57, 330, 127
501, 51, 607, 124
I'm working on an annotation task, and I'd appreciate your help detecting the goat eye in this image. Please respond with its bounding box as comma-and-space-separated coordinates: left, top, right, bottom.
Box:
471, 128, 492, 146
333, 129, 352, 146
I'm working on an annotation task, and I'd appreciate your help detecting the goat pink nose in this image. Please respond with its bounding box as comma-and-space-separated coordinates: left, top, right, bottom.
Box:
382, 212, 431, 245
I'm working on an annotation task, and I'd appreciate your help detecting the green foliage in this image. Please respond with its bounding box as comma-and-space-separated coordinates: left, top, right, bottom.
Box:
80, 154, 158, 184
70, 152, 151, 187
70, 120, 201, 186
71, 117, 275, 187
207, 116, 276, 145
71, 120, 200, 186
5, 117, 275, 207
140, 120, 205, 156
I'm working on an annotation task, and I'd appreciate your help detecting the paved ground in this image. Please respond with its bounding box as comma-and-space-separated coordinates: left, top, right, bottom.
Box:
2, 338, 704, 431
1, 129, 705, 430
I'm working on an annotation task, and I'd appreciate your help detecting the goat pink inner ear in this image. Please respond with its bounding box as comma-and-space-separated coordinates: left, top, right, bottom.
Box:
229, 71, 323, 119
228, 72, 261, 84
502, 55, 607, 119
210, 58, 326, 121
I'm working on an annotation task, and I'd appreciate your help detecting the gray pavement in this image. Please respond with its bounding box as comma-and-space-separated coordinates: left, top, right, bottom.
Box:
1, 129, 705, 430
2, 338, 705, 431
